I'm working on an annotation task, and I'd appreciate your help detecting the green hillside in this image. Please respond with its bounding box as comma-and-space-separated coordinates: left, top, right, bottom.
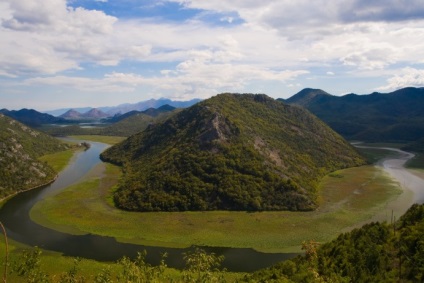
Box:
245, 203, 424, 282
101, 93, 365, 212
0, 114, 69, 198
98, 108, 180, 137
285, 87, 424, 142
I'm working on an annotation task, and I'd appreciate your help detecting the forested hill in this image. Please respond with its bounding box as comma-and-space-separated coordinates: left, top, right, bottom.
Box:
0, 108, 68, 127
0, 114, 69, 199
101, 93, 365, 212
285, 87, 424, 142
245, 203, 424, 282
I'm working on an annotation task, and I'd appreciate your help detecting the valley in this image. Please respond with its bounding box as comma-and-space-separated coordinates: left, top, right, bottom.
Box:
28, 138, 421, 255
1, 90, 424, 281
1, 134, 422, 281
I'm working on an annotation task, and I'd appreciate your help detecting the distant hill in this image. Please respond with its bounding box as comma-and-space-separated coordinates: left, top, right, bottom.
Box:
45, 98, 201, 116
107, 104, 176, 123
104, 98, 200, 115
142, 104, 176, 117
101, 93, 365, 212
82, 108, 109, 119
0, 114, 69, 199
284, 88, 332, 106
44, 105, 180, 137
60, 109, 82, 119
0, 108, 68, 127
98, 106, 180, 137
285, 87, 424, 142
59, 108, 109, 119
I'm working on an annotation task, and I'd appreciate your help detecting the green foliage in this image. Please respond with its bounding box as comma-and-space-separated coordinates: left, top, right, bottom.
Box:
102, 93, 365, 212
244, 204, 424, 283
0, 114, 70, 198
58, 258, 86, 283
115, 251, 169, 283
182, 248, 226, 283
12, 247, 49, 283
10, 247, 228, 283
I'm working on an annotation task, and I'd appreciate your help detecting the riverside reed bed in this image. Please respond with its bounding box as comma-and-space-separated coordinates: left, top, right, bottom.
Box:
39, 149, 75, 173
31, 161, 402, 253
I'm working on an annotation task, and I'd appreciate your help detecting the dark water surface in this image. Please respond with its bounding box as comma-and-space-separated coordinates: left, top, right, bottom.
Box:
0, 140, 297, 272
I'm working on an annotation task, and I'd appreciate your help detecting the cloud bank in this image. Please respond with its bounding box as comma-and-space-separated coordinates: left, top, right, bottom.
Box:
1, 0, 424, 109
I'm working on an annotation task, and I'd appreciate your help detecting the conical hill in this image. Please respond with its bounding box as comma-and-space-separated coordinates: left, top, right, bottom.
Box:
101, 93, 365, 212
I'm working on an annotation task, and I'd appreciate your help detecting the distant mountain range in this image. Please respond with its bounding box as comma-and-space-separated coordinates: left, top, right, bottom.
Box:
45, 98, 202, 116
3, 87, 424, 145
107, 104, 176, 123
60, 108, 109, 119
0, 108, 68, 127
283, 87, 424, 142
1, 99, 193, 128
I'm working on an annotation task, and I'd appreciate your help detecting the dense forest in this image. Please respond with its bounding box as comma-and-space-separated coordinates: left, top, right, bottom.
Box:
0, 114, 69, 198
101, 93, 365, 212
285, 87, 424, 143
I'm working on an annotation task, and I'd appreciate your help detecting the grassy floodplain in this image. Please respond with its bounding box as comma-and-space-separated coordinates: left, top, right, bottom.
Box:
39, 149, 75, 173
30, 142, 408, 253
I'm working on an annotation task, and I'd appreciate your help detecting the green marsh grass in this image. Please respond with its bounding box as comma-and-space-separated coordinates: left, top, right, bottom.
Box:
31, 163, 403, 253
39, 149, 75, 172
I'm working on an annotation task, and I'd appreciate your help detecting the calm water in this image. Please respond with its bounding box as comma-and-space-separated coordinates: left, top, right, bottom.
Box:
0, 140, 297, 272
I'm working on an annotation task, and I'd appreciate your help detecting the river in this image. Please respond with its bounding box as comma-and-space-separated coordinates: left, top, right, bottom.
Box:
355, 145, 424, 205
1, 141, 423, 272
0, 140, 297, 272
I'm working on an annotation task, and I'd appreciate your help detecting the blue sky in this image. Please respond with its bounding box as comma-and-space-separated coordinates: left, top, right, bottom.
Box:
1, 0, 424, 111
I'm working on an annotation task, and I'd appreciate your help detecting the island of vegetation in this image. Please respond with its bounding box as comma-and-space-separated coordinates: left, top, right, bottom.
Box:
101, 93, 366, 212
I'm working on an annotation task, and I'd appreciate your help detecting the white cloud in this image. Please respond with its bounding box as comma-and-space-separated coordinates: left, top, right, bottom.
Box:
377, 68, 424, 91
1, 0, 424, 108
25, 61, 308, 99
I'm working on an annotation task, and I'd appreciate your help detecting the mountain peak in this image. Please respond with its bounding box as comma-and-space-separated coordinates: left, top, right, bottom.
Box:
101, 93, 365, 212
60, 109, 81, 118
82, 108, 108, 118
286, 88, 332, 106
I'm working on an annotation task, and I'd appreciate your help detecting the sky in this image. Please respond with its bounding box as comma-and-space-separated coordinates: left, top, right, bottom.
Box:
1, 0, 424, 111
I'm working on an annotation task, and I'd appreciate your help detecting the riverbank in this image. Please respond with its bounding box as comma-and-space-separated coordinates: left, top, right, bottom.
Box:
355, 145, 424, 220
30, 160, 404, 253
